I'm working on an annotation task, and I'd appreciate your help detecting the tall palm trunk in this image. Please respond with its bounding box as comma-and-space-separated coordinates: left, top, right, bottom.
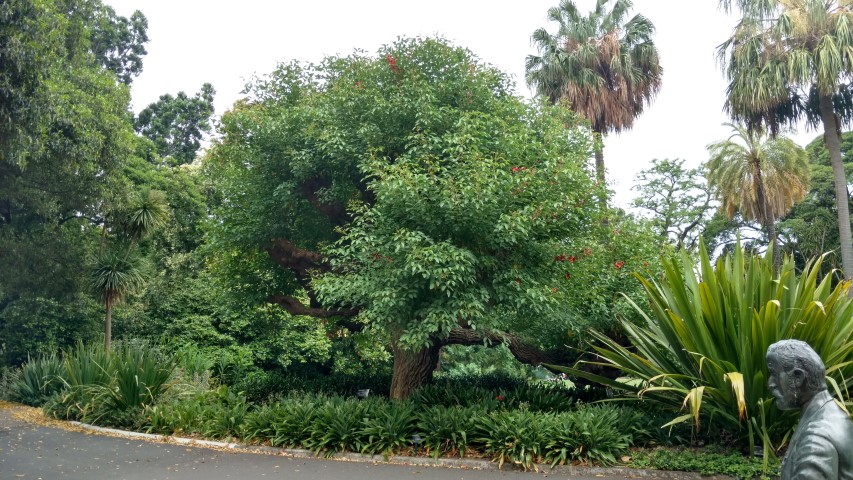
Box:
752, 158, 781, 273
819, 95, 853, 284
104, 298, 113, 352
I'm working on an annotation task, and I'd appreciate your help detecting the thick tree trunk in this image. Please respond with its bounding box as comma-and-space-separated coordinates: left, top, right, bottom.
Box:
819, 95, 853, 284
389, 338, 440, 400
104, 301, 112, 352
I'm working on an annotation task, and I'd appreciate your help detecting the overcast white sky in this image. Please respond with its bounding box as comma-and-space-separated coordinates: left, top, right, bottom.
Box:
105, 0, 822, 209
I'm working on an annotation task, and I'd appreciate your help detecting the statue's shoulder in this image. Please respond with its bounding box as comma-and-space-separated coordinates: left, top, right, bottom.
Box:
808, 399, 853, 445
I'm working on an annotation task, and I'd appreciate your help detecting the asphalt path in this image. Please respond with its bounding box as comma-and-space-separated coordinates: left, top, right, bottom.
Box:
0, 406, 610, 480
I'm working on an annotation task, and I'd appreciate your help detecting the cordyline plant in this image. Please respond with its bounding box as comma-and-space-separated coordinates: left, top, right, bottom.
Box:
554, 241, 853, 461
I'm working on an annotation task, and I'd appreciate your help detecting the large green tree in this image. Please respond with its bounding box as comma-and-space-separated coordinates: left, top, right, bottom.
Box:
0, 0, 149, 362
526, 0, 662, 197
0, 0, 139, 302
779, 132, 853, 272
205, 38, 602, 399
0, 0, 147, 167
134, 83, 216, 166
631, 158, 713, 250
719, 0, 853, 279
706, 123, 809, 271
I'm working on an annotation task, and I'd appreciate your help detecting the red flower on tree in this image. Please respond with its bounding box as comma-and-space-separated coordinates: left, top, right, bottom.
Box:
614, 260, 625, 269
568, 255, 577, 263
512, 166, 520, 173
386, 54, 401, 74
496, 395, 504, 401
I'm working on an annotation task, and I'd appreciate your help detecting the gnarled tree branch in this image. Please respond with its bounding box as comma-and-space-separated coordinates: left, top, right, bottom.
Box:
445, 327, 567, 366
270, 294, 359, 319
265, 239, 329, 285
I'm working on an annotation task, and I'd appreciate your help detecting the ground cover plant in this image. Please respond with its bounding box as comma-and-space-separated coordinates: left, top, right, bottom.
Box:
627, 446, 780, 479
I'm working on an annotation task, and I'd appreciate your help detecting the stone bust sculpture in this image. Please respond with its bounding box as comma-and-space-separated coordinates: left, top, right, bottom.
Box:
767, 340, 853, 480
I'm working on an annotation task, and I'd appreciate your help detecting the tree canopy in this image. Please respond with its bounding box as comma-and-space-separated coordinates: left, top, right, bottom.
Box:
719, 0, 853, 278
526, 0, 662, 191
631, 158, 713, 249
205, 37, 606, 398
706, 123, 809, 270
0, 0, 140, 303
134, 83, 216, 166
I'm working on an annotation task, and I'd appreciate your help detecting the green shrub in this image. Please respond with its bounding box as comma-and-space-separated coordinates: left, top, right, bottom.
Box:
560, 243, 853, 456
0, 295, 100, 367
201, 387, 251, 439
61, 341, 113, 388
543, 405, 632, 466
474, 409, 546, 471
241, 402, 290, 444
360, 401, 417, 458
111, 343, 174, 409
509, 384, 575, 413
410, 385, 500, 410
307, 396, 375, 456
617, 405, 692, 447
7, 354, 64, 406
170, 344, 215, 380
432, 372, 528, 393
270, 395, 322, 448
0, 366, 13, 400
233, 369, 393, 402
44, 341, 174, 427
416, 405, 482, 457
142, 393, 210, 435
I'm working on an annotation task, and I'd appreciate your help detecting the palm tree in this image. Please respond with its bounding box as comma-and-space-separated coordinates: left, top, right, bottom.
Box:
526, 0, 662, 200
719, 0, 853, 279
92, 188, 168, 351
89, 251, 146, 351
706, 123, 810, 271
119, 187, 168, 258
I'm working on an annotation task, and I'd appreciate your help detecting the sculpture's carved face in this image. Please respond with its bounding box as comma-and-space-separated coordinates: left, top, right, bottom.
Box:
767, 353, 805, 410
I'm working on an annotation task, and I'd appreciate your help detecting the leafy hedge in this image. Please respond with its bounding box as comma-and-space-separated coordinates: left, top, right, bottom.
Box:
142, 390, 637, 470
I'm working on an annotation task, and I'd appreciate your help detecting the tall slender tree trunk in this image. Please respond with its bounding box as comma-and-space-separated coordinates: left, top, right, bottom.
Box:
752, 158, 780, 273
819, 95, 853, 285
389, 334, 440, 400
104, 300, 113, 352
766, 217, 780, 274
593, 128, 607, 210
